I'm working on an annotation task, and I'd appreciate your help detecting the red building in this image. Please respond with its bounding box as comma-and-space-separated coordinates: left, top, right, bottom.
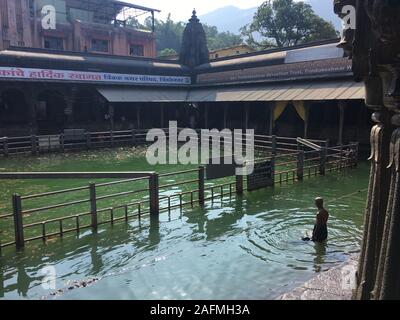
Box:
0, 0, 158, 57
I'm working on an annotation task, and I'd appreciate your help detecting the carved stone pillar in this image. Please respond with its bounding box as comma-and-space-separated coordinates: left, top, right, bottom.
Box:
355, 108, 392, 300
372, 67, 400, 300
333, 0, 400, 300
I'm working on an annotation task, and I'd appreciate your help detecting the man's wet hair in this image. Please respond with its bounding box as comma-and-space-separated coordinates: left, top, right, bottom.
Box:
315, 197, 324, 207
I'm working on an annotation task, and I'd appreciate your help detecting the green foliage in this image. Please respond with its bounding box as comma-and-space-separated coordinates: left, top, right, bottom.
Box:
125, 16, 144, 30
202, 24, 243, 51
241, 0, 339, 49
158, 48, 178, 57
132, 14, 244, 56
151, 14, 186, 55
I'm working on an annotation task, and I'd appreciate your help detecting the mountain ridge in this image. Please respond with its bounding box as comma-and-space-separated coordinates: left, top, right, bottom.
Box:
199, 1, 342, 35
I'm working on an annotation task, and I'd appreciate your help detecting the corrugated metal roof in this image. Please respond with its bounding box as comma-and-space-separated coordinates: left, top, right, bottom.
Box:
97, 87, 188, 102
285, 44, 344, 64
189, 81, 365, 102
97, 80, 365, 103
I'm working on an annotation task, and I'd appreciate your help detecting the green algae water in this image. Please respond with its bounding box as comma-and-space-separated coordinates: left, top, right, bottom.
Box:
0, 148, 369, 300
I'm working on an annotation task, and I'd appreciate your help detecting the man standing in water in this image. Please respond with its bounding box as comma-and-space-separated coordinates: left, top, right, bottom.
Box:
303, 198, 329, 242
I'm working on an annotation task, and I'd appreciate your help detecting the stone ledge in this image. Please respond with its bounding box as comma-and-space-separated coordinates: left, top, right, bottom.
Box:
277, 255, 358, 300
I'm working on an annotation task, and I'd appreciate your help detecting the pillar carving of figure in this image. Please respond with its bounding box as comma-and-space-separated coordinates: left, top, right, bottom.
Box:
334, 0, 400, 299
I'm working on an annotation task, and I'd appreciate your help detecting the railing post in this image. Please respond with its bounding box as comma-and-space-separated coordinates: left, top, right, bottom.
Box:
149, 173, 159, 216
198, 166, 205, 207
89, 183, 98, 229
86, 132, 91, 150
31, 135, 37, 155
339, 144, 344, 170
132, 129, 136, 145
271, 135, 277, 155
60, 134, 65, 152
297, 151, 304, 180
352, 142, 359, 167
297, 139, 303, 152
319, 141, 328, 175
110, 131, 114, 147
236, 174, 244, 195
12, 194, 24, 249
3, 137, 9, 157
271, 156, 276, 186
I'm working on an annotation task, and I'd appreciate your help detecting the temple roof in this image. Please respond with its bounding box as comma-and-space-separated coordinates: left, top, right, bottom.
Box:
0, 47, 190, 76
0, 39, 353, 87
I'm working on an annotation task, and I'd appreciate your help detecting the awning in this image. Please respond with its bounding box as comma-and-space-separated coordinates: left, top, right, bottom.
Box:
188, 80, 365, 102
97, 80, 365, 103
97, 87, 188, 103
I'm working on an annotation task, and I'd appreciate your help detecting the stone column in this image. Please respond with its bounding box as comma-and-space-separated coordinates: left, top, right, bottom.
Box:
334, 0, 400, 301
338, 101, 346, 145
205, 104, 209, 129
108, 104, 114, 131
160, 104, 165, 128
223, 104, 228, 129
23, 84, 37, 135
245, 104, 250, 130
304, 103, 310, 139
355, 107, 392, 300
269, 103, 274, 136
136, 106, 141, 129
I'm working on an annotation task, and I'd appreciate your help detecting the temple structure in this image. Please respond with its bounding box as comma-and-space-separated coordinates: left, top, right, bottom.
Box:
0, 9, 369, 147
334, 0, 400, 300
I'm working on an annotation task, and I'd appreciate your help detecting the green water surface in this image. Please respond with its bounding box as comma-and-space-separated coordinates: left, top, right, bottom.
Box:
0, 148, 369, 300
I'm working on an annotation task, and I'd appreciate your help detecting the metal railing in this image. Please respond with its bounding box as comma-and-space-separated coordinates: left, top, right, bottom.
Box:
0, 129, 327, 157
0, 132, 359, 252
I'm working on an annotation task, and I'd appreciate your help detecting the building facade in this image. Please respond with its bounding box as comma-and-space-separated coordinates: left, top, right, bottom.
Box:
0, 0, 157, 57
0, 10, 370, 148
208, 44, 255, 60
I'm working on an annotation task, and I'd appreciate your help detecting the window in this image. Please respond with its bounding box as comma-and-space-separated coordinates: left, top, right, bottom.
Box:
215, 53, 219, 58
17, 41, 25, 47
91, 39, 109, 53
44, 37, 64, 50
2, 40, 10, 49
130, 44, 144, 57
0, 0, 9, 28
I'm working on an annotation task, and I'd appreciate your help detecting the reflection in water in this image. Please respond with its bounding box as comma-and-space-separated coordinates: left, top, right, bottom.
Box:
0, 269, 3, 298
17, 265, 31, 297
149, 215, 161, 247
313, 243, 327, 273
90, 237, 103, 276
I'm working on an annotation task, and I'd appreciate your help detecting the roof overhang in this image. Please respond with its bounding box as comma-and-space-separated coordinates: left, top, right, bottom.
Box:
97, 80, 365, 103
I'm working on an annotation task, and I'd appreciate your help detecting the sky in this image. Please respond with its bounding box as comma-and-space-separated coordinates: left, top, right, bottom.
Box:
124, 0, 267, 21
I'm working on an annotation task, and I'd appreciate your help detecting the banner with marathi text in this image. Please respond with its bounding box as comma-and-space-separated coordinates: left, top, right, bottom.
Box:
0, 67, 191, 85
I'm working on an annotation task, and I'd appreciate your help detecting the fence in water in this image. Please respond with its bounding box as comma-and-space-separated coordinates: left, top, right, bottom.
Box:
0, 128, 342, 157
0, 129, 152, 157
0, 129, 359, 252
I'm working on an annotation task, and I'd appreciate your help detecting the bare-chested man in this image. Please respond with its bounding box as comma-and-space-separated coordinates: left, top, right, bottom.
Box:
302, 197, 329, 242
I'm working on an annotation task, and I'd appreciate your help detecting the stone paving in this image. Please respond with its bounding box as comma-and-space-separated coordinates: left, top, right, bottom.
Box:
278, 255, 358, 300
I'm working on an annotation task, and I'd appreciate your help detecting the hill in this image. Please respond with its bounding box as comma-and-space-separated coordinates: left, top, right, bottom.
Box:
199, 1, 342, 35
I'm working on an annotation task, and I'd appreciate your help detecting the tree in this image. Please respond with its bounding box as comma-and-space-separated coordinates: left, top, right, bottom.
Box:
131, 14, 244, 56
125, 16, 145, 30
203, 25, 243, 51
158, 48, 178, 58
241, 0, 339, 49
146, 14, 185, 55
